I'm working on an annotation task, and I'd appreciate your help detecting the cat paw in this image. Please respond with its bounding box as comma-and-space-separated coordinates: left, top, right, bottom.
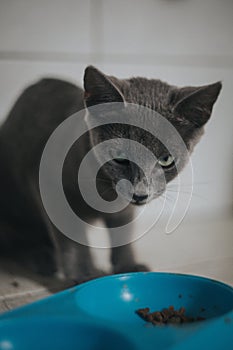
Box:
113, 263, 150, 274
66, 269, 109, 286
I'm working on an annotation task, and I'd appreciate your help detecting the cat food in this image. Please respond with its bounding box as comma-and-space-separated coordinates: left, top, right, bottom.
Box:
11, 281, 19, 288
136, 306, 205, 325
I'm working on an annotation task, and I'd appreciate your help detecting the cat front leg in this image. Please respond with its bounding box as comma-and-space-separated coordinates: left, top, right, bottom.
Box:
104, 210, 150, 274
110, 244, 150, 274
47, 223, 106, 284
29, 180, 105, 284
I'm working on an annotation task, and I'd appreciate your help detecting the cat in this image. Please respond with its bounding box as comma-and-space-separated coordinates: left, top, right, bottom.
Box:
0, 66, 222, 283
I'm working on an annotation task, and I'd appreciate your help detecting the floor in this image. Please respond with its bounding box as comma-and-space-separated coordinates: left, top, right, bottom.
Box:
0, 215, 232, 315
0, 256, 232, 314
0, 259, 71, 313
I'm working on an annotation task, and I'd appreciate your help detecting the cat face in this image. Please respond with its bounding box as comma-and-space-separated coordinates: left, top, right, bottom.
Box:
84, 66, 222, 205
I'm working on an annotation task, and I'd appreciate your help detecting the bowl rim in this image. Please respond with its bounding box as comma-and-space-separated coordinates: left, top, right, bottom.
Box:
75, 271, 233, 293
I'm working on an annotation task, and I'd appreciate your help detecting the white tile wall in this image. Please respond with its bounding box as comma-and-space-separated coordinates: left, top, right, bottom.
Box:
0, 61, 86, 120
0, 0, 91, 54
101, 0, 233, 57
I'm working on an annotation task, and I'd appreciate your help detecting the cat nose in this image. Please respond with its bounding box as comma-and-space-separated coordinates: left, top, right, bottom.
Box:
132, 194, 148, 203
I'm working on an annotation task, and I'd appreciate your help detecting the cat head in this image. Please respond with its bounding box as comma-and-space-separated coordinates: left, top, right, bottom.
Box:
83, 65, 222, 205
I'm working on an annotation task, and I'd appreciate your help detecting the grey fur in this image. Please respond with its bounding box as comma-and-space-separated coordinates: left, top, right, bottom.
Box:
0, 66, 222, 283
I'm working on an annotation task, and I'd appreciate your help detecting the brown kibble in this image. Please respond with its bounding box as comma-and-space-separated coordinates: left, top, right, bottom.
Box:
179, 307, 186, 314
136, 306, 206, 326
146, 314, 154, 322
136, 308, 150, 320
151, 311, 163, 322
11, 281, 19, 288
169, 316, 182, 324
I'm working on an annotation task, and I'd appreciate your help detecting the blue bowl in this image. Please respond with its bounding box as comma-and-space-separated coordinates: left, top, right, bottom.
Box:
0, 317, 135, 350
74, 272, 233, 323
0, 272, 232, 349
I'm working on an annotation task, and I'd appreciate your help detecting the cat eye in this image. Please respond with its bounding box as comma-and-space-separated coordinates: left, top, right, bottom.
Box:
113, 150, 129, 165
158, 155, 175, 168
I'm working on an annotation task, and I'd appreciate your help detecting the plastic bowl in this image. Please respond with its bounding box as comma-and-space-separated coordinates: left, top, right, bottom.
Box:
0, 317, 135, 350
0, 273, 232, 350
74, 272, 233, 324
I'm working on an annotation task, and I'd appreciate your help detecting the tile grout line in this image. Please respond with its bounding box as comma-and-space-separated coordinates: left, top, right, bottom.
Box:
0, 287, 49, 301
0, 51, 233, 68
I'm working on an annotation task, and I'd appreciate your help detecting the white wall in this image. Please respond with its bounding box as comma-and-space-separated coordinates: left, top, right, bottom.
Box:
0, 0, 233, 279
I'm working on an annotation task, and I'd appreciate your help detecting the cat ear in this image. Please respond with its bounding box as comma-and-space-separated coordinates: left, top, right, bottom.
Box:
173, 82, 222, 127
83, 65, 124, 107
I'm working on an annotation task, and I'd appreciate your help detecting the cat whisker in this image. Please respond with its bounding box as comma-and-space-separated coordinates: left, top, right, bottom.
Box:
159, 192, 173, 203
168, 181, 209, 188
161, 193, 174, 209
165, 188, 207, 200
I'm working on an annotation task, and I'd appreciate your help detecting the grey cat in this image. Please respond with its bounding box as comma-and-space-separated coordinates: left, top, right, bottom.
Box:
0, 66, 221, 283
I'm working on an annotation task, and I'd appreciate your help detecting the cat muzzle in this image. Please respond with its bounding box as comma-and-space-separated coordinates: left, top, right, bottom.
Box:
132, 194, 148, 205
